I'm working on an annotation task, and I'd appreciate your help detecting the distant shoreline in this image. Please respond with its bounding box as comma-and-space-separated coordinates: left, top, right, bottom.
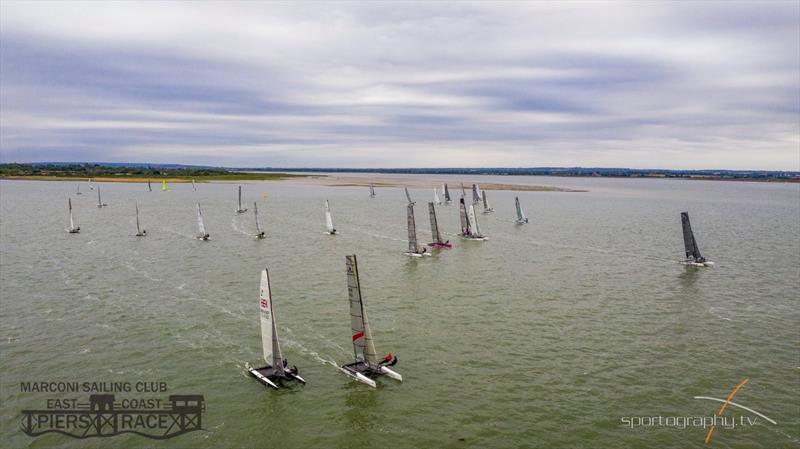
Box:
0, 173, 304, 183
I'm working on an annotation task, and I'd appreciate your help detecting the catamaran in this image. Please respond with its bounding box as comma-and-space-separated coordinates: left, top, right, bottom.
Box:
434, 188, 441, 205
404, 203, 431, 257
192, 179, 197, 191
254, 202, 265, 239
472, 184, 482, 204
369, 184, 376, 198
680, 212, 713, 267
76, 183, 82, 195
404, 187, 414, 204
162, 180, 167, 191
427, 202, 452, 249
88, 178, 94, 190
236, 185, 248, 213
514, 197, 528, 224
459, 198, 487, 240
248, 268, 305, 389
67, 198, 80, 234
339, 255, 401, 388
96, 186, 107, 208
443, 184, 452, 204
148, 180, 152, 192
135, 201, 147, 237
482, 190, 494, 213
196, 203, 210, 240
325, 200, 337, 235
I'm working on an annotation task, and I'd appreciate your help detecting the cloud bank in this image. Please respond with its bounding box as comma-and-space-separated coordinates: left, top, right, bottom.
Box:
1, 1, 798, 169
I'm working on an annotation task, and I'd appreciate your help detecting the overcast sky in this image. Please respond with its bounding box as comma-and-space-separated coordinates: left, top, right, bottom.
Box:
1, 1, 798, 169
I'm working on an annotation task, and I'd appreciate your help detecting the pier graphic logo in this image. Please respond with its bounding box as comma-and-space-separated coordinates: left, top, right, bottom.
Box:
20, 393, 205, 439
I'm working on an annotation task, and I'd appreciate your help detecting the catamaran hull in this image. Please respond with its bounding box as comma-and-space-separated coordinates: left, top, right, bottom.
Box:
460, 235, 488, 241
197, 235, 210, 241
340, 361, 401, 387
483, 209, 494, 214
68, 229, 80, 234
681, 260, 714, 267
403, 252, 431, 257
248, 366, 305, 389
237, 209, 248, 214
338, 366, 377, 388
427, 242, 452, 249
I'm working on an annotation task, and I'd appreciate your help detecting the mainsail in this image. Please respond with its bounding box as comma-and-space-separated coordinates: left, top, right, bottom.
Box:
68, 198, 76, 230
444, 184, 451, 202
428, 202, 442, 244
325, 200, 335, 233
433, 188, 441, 204
468, 204, 482, 236
346, 255, 378, 366
483, 191, 491, 210
259, 269, 285, 376
515, 196, 527, 223
681, 212, 703, 261
459, 198, 471, 235
197, 203, 207, 235
472, 184, 481, 203
407, 203, 420, 253
135, 201, 142, 234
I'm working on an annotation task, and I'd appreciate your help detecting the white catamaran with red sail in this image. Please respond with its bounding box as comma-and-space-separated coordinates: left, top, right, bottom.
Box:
248, 268, 305, 388
339, 255, 402, 388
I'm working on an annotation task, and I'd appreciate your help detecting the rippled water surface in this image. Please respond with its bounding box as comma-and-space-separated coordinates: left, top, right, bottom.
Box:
1, 176, 798, 449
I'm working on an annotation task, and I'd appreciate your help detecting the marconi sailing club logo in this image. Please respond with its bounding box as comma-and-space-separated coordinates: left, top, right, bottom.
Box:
19, 381, 205, 439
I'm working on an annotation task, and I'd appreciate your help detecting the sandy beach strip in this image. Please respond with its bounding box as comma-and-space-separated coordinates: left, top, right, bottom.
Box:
281, 174, 586, 192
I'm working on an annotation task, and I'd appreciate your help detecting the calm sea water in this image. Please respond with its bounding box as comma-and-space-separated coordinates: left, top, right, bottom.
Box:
1, 176, 798, 449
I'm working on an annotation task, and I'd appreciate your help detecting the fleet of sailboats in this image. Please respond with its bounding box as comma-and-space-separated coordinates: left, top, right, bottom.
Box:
680, 212, 713, 267
196, 203, 210, 240
514, 197, 528, 224
254, 202, 265, 239
339, 255, 401, 388
459, 198, 487, 240
248, 268, 305, 388
427, 202, 451, 249
135, 201, 147, 237
236, 185, 248, 213
67, 198, 80, 233
324, 200, 337, 235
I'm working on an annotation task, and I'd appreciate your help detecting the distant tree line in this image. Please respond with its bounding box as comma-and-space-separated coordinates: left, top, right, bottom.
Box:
0, 163, 231, 178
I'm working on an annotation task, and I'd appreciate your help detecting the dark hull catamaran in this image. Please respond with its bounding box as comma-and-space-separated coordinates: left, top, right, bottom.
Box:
248, 269, 305, 388
680, 212, 713, 267
427, 202, 452, 249
339, 255, 402, 387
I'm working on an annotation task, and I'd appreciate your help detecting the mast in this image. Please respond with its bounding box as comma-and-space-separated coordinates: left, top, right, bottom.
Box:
254, 202, 261, 234
407, 203, 419, 253
681, 212, 703, 261
459, 198, 470, 235
428, 202, 442, 244
444, 184, 451, 202
346, 255, 378, 366
404, 187, 414, 204
325, 200, 335, 233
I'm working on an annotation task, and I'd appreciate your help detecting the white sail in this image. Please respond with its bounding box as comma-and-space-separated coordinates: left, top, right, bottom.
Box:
135, 201, 141, 234
346, 255, 378, 366
325, 200, 335, 233
472, 184, 481, 203
68, 198, 76, 230
254, 202, 262, 234
468, 204, 482, 236
515, 196, 527, 222
197, 203, 207, 235
483, 190, 491, 209
407, 203, 420, 253
259, 269, 285, 375
97, 186, 102, 207
433, 188, 441, 204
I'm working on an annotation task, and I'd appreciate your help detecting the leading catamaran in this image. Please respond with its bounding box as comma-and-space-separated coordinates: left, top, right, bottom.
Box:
443, 184, 452, 204
514, 197, 528, 224
325, 200, 337, 235
236, 185, 248, 213
248, 268, 305, 389
196, 203, 210, 240
96, 186, 107, 208
427, 202, 452, 249
339, 255, 401, 388
135, 201, 147, 237
680, 212, 713, 267
404, 203, 431, 257
254, 202, 265, 239
369, 184, 376, 198
67, 198, 80, 234
459, 198, 487, 240
482, 190, 494, 214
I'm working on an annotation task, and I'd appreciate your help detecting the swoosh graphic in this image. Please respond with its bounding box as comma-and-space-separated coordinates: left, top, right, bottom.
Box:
693, 396, 777, 425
